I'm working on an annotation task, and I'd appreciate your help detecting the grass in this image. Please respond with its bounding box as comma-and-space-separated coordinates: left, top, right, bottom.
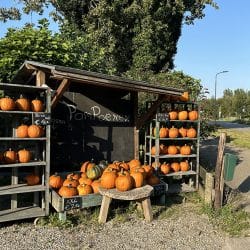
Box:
213, 128, 250, 149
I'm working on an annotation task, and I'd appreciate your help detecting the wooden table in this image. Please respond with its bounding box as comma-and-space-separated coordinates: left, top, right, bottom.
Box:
98, 185, 154, 223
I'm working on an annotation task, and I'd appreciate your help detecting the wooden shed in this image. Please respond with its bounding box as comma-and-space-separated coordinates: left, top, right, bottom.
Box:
12, 61, 183, 171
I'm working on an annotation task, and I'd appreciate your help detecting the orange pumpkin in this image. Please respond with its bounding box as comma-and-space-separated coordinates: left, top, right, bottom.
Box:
49, 173, 64, 189
80, 160, 95, 173
171, 162, 180, 172
78, 177, 92, 185
179, 127, 187, 138
169, 110, 178, 120
142, 162, 154, 177
0, 97, 15, 111
118, 161, 130, 171
151, 161, 161, 170
178, 110, 188, 120
31, 99, 44, 112
160, 162, 171, 175
91, 179, 102, 193
4, 148, 17, 164
168, 145, 178, 155
28, 125, 41, 138
18, 148, 31, 163
180, 160, 190, 171
100, 170, 117, 189
128, 159, 141, 169
153, 126, 168, 138
81, 172, 88, 178
25, 173, 40, 185
179, 91, 189, 102
160, 144, 168, 154
187, 127, 197, 138
130, 170, 144, 188
16, 124, 29, 138
66, 172, 80, 180
188, 110, 198, 121
169, 126, 179, 138
151, 146, 162, 155
146, 175, 160, 185
63, 177, 79, 188
115, 170, 133, 191
180, 144, 191, 155
15, 96, 30, 111
58, 185, 78, 197
77, 184, 93, 195
107, 161, 121, 171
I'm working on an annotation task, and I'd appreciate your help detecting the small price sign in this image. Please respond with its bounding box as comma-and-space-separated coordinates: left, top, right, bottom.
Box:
156, 113, 169, 122
64, 197, 82, 211
34, 113, 51, 126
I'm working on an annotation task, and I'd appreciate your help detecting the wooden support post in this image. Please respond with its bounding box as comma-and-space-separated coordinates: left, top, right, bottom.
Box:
51, 78, 70, 109
141, 197, 153, 222
98, 196, 112, 224
214, 132, 227, 209
132, 92, 139, 159
36, 70, 46, 87
204, 173, 215, 205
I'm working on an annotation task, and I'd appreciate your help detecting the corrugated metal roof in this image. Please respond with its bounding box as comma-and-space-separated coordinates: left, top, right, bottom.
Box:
12, 60, 183, 96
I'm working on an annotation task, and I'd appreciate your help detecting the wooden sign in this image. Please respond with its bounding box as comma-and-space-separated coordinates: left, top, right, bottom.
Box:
64, 196, 82, 211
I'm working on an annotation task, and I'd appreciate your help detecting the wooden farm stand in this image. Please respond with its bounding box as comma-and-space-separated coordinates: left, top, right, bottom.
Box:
11, 61, 184, 218
0, 83, 51, 222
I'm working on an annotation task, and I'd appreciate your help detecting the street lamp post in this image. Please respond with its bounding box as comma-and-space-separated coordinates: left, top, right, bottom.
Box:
214, 70, 229, 123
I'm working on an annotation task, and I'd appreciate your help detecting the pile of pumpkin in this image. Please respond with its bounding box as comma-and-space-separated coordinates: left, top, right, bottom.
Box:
153, 125, 196, 139
50, 159, 161, 197
156, 160, 190, 174
0, 95, 44, 112
16, 124, 45, 138
151, 143, 192, 156
168, 110, 198, 121
0, 148, 32, 164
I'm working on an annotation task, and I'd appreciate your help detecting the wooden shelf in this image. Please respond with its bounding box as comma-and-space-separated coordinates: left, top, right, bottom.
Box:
0, 82, 48, 91
146, 153, 197, 159
146, 136, 197, 140
0, 137, 47, 141
152, 119, 199, 123
0, 206, 46, 223
0, 184, 46, 195
0, 110, 47, 115
158, 170, 197, 177
0, 161, 46, 168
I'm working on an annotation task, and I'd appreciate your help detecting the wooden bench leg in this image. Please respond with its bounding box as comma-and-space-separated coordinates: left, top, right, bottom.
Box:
141, 197, 153, 222
98, 195, 112, 223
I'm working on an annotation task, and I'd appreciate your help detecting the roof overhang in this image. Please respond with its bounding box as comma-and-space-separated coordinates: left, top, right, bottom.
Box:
12, 61, 184, 96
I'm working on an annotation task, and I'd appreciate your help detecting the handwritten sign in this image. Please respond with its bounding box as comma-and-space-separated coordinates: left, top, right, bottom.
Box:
64, 197, 82, 211
156, 113, 169, 122
34, 113, 51, 126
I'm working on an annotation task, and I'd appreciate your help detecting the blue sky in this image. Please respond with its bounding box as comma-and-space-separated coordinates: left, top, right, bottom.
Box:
0, 0, 249, 98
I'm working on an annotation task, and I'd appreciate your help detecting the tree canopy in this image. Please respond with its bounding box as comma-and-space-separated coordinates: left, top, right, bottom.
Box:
0, 0, 218, 75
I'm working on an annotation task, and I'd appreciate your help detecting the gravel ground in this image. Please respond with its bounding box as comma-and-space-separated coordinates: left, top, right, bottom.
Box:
0, 203, 225, 250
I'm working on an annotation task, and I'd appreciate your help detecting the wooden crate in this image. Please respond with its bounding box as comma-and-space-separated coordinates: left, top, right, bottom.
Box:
50, 189, 102, 213
151, 180, 168, 197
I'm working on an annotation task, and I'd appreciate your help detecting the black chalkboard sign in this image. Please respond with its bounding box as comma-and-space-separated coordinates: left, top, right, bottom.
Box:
156, 113, 169, 122
64, 196, 82, 211
34, 113, 51, 126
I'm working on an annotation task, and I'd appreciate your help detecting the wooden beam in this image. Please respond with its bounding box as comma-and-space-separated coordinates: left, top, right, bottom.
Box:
136, 94, 167, 129
131, 92, 139, 159
36, 70, 46, 87
51, 78, 70, 109
214, 132, 227, 209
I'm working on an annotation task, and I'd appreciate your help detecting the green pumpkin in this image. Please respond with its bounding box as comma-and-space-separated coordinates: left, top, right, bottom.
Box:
87, 165, 103, 180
